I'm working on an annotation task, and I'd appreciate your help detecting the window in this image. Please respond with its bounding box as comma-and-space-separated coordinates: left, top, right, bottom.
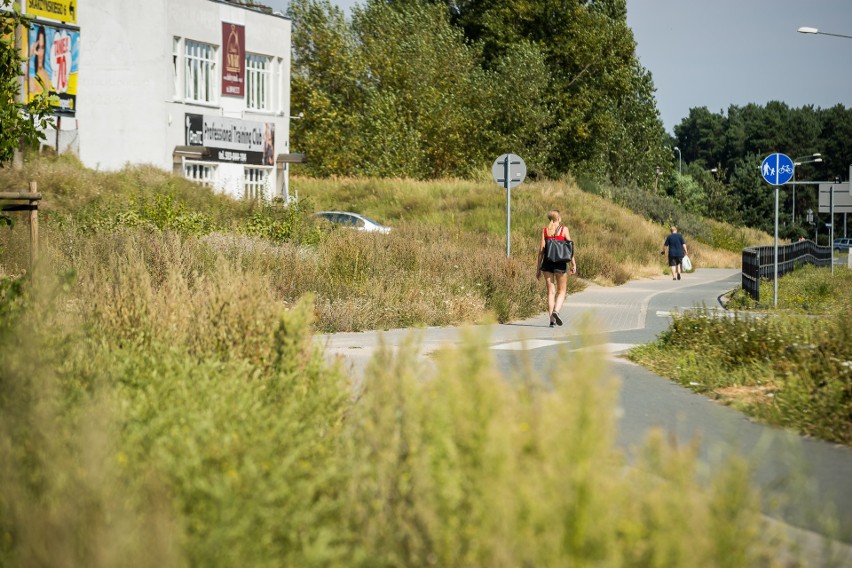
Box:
185, 40, 217, 103
245, 53, 272, 111
184, 162, 217, 186
172, 37, 181, 99
277, 58, 285, 112
244, 167, 270, 200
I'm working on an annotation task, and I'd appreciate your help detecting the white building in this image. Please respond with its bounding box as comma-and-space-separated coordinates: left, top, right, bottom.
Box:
21, 0, 296, 201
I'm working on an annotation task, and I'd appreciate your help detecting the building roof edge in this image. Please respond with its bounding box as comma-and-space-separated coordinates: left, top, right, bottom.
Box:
208, 0, 291, 20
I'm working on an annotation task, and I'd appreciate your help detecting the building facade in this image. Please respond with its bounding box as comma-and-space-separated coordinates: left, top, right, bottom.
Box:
20, 0, 293, 201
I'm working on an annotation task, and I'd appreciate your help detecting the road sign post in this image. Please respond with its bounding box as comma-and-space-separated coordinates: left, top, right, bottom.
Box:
831, 183, 835, 275
818, 179, 852, 275
491, 154, 527, 257
760, 153, 794, 307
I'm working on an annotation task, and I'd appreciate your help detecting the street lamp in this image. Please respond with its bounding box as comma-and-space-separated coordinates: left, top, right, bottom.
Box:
791, 153, 824, 224
673, 146, 681, 176
794, 152, 822, 167
798, 26, 852, 39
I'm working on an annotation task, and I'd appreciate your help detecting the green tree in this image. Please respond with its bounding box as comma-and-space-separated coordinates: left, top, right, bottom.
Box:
606, 62, 669, 188
0, 0, 55, 164
673, 102, 851, 233
436, 0, 667, 184
288, 0, 366, 176
353, 0, 491, 178
820, 104, 852, 181
673, 107, 725, 169
669, 169, 706, 217
484, 40, 554, 177
290, 0, 669, 183
730, 154, 772, 233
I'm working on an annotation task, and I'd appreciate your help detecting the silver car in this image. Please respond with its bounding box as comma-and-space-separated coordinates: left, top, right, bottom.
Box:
832, 237, 852, 252
313, 211, 391, 234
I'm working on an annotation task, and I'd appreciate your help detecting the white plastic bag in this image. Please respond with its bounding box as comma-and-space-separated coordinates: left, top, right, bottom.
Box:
682, 255, 693, 272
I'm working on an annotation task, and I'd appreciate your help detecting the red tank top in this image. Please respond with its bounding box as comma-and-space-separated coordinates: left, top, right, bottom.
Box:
543, 225, 567, 241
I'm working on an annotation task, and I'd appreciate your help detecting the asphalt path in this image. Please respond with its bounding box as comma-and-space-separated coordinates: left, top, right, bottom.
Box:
320, 268, 852, 560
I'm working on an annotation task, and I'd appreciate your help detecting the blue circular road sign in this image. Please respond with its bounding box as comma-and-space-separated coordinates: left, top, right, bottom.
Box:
761, 153, 794, 185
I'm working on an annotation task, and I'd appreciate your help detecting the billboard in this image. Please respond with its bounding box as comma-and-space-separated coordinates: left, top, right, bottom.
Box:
185, 114, 275, 166
26, 22, 79, 116
222, 22, 245, 97
26, 0, 77, 24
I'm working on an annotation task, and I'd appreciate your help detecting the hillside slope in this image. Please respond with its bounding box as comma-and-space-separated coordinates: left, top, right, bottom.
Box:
0, 155, 770, 331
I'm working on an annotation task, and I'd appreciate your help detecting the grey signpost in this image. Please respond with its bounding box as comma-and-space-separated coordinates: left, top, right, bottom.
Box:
492, 154, 527, 257
818, 176, 852, 275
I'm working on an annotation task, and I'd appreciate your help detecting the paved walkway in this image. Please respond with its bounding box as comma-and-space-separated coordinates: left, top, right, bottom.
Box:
319, 269, 852, 563
319, 268, 739, 376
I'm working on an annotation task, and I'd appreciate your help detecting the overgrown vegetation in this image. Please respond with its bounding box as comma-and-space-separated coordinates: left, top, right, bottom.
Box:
629, 265, 852, 444
1, 155, 763, 332
0, 152, 824, 565
286, 0, 851, 243
0, 246, 783, 566
576, 177, 758, 253
0, 0, 56, 164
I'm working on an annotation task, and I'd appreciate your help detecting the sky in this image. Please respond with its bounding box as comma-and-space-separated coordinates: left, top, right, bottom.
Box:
265, 0, 852, 134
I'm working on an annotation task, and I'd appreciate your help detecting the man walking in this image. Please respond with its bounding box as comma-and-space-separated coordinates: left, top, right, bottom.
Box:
661, 226, 688, 280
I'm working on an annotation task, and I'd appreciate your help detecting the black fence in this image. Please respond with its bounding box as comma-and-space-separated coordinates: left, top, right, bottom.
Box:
741, 240, 833, 301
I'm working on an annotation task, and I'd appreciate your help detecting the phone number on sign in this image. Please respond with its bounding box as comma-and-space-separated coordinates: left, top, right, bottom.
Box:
218, 150, 247, 163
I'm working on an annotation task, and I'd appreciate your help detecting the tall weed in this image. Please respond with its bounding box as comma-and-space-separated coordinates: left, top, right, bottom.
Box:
630, 292, 852, 444
0, 267, 784, 566
2, 156, 758, 332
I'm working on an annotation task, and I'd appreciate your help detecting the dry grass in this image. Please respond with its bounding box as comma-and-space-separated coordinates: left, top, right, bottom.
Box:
1, 270, 783, 565
1, 156, 762, 334
0, 155, 800, 564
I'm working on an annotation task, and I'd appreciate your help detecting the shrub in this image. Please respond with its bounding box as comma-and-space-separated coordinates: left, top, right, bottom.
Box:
0, 264, 781, 567
631, 296, 852, 444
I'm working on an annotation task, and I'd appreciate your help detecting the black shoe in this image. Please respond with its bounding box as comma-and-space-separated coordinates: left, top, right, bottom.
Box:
552, 311, 563, 326
549, 322, 556, 328
677, 273, 681, 280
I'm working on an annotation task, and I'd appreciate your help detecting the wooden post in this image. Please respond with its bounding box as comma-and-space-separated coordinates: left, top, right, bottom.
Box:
1, 188, 42, 273
28, 181, 38, 269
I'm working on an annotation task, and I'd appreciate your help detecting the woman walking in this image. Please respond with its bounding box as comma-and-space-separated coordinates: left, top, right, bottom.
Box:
537, 210, 576, 327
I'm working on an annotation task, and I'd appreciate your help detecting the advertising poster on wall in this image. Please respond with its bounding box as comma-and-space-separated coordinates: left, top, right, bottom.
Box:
26, 22, 80, 116
185, 113, 274, 166
26, 0, 77, 24
222, 22, 245, 97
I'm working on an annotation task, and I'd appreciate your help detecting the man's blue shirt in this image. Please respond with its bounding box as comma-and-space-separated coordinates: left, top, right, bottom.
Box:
664, 233, 686, 257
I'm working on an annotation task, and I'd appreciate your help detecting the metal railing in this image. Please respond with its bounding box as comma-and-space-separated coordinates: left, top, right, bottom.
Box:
741, 240, 832, 301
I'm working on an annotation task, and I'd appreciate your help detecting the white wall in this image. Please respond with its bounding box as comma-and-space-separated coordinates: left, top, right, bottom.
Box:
76, 0, 169, 170
75, 0, 291, 200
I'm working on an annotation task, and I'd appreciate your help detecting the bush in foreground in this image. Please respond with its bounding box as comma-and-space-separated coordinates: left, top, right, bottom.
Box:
0, 261, 782, 566
630, 265, 852, 444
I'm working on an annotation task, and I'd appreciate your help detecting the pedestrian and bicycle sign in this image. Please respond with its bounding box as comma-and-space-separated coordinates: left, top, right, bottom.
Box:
761, 153, 794, 185
760, 152, 795, 308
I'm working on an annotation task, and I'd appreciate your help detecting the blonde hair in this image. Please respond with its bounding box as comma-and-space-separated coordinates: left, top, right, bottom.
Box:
670, 226, 678, 233
548, 210, 561, 223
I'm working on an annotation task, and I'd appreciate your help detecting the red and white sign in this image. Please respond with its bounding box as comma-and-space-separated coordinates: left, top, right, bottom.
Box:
51, 30, 71, 92
222, 22, 245, 97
